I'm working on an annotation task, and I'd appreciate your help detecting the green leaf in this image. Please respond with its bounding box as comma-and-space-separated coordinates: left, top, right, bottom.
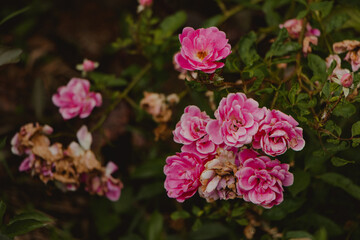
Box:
235, 218, 248, 226
325, 12, 350, 33
331, 156, 354, 167
308, 54, 327, 82
289, 83, 300, 105
297, 9, 309, 19
171, 210, 191, 220
136, 181, 164, 200
8, 211, 52, 225
319, 172, 360, 200
325, 120, 342, 136
202, 15, 222, 28
322, 81, 331, 98
231, 206, 245, 218
3, 219, 47, 237
185, 80, 207, 92
88, 72, 127, 87
263, 197, 305, 220
159, 11, 186, 38
285, 231, 313, 239
147, 211, 163, 240
310, 1, 334, 18
333, 102, 356, 118
238, 31, 260, 67
131, 159, 164, 179
352, 138, 360, 147
266, 28, 289, 58
352, 121, 360, 137
288, 169, 311, 197
0, 47, 22, 66
0, 201, 6, 226
266, 29, 301, 57
249, 68, 265, 92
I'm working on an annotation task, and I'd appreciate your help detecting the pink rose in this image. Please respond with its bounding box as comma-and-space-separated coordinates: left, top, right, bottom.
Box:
340, 73, 353, 88
164, 152, 204, 202
235, 149, 293, 208
253, 109, 305, 156
52, 78, 102, 120
139, 0, 152, 7
174, 27, 231, 74
206, 93, 266, 148
173, 106, 217, 158
279, 19, 303, 39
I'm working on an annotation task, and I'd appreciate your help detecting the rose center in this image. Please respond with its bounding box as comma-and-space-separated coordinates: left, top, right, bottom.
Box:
197, 51, 208, 61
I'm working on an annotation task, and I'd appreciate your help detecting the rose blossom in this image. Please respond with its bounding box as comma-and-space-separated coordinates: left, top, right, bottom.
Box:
331, 69, 353, 97
76, 59, 99, 73
206, 93, 266, 148
253, 109, 305, 156
164, 152, 204, 202
52, 78, 102, 120
173, 105, 217, 158
279, 19, 303, 39
139, 0, 152, 7
174, 27, 231, 74
235, 149, 293, 208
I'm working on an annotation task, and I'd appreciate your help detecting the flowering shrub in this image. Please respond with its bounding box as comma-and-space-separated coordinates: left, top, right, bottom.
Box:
2, 0, 360, 239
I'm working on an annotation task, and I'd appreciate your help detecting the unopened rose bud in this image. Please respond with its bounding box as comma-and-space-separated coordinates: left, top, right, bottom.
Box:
341, 73, 353, 88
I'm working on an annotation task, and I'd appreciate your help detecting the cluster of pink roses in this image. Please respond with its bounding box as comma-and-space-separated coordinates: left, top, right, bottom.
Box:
164, 93, 305, 208
11, 123, 123, 201
279, 18, 320, 55
324, 40, 360, 97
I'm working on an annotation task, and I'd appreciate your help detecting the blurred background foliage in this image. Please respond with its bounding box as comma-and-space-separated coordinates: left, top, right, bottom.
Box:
1, 0, 360, 239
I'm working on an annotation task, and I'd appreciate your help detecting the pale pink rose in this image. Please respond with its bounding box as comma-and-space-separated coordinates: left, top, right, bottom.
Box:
326, 54, 341, 70
164, 152, 204, 202
331, 69, 353, 96
302, 35, 318, 55
279, 19, 320, 39
206, 93, 266, 148
345, 50, 360, 72
333, 40, 360, 54
341, 73, 353, 88
253, 109, 305, 156
76, 59, 99, 72
52, 78, 102, 120
139, 0, 152, 6
279, 19, 303, 39
235, 149, 293, 208
174, 27, 231, 74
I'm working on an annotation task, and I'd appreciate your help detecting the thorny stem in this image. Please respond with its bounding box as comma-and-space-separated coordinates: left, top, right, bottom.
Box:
91, 63, 152, 132
319, 92, 343, 128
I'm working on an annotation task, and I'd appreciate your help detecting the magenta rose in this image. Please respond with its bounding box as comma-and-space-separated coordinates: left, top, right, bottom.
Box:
253, 109, 305, 156
174, 27, 231, 74
52, 78, 102, 120
206, 93, 266, 148
235, 149, 293, 208
164, 152, 204, 202
173, 105, 217, 158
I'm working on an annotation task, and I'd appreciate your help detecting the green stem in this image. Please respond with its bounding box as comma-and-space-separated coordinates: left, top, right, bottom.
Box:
91, 63, 152, 132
